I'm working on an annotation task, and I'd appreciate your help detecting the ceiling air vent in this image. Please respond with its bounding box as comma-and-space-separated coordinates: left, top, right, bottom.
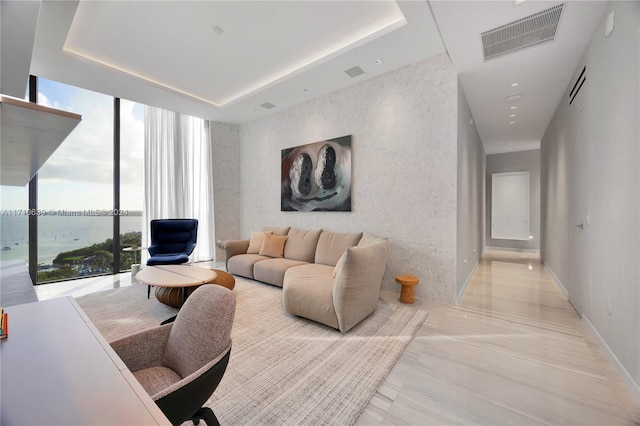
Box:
344, 66, 365, 78
260, 102, 276, 110
481, 3, 564, 60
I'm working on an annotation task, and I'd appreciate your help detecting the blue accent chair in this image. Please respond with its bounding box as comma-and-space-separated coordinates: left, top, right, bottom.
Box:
146, 219, 198, 297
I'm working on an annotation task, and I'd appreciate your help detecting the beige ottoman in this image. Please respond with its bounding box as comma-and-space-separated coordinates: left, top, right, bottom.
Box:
155, 269, 236, 308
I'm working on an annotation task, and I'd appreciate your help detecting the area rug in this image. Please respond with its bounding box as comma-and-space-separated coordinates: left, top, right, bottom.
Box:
75, 277, 427, 425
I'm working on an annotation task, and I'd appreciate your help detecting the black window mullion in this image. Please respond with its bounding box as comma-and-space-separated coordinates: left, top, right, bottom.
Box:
28, 75, 38, 284
113, 98, 121, 273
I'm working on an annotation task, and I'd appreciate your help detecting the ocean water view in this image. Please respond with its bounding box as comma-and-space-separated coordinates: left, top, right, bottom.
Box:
0, 214, 143, 265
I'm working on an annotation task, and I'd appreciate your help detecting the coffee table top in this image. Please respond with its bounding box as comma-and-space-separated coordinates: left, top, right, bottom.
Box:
135, 265, 216, 288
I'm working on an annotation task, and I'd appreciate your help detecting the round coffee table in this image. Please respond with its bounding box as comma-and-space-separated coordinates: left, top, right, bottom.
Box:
136, 265, 217, 309
154, 269, 236, 308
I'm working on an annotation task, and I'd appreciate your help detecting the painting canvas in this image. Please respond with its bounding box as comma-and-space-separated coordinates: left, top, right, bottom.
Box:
281, 135, 352, 212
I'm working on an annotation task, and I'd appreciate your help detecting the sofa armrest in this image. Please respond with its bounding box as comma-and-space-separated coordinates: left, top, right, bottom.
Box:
332, 239, 390, 332
218, 239, 250, 269
110, 324, 173, 372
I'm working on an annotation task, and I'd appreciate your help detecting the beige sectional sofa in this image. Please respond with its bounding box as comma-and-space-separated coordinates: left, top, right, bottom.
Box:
221, 226, 389, 332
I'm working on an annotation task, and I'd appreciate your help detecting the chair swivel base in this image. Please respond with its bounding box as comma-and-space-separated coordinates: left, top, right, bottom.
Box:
191, 407, 220, 426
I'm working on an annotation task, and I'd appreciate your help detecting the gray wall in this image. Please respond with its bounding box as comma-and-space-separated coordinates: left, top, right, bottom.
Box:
486, 150, 540, 250
235, 54, 460, 303
541, 1, 639, 400
456, 82, 485, 297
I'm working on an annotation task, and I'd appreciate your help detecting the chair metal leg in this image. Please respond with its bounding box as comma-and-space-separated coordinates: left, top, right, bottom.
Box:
147, 285, 151, 299
191, 407, 219, 426
161, 315, 177, 325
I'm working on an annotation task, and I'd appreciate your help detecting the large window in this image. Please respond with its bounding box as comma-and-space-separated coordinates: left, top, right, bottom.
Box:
0, 186, 29, 266
13, 76, 204, 285
36, 79, 114, 282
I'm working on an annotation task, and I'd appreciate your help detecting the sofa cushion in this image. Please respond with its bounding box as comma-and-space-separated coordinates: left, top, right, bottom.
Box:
254, 258, 308, 287
259, 234, 288, 258
247, 231, 273, 254
227, 254, 269, 279
314, 231, 363, 266
283, 264, 338, 329
262, 226, 290, 236
284, 228, 322, 262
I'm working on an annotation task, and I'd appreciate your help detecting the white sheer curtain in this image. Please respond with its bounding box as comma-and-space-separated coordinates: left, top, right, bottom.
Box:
142, 106, 214, 262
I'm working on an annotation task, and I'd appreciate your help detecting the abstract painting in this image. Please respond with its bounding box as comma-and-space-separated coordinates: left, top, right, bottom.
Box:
281, 135, 352, 212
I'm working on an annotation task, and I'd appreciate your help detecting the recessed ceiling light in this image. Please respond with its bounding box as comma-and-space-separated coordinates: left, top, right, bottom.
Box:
375, 59, 383, 64
510, 106, 517, 110
506, 94, 523, 102
303, 89, 308, 93
212, 26, 224, 35
511, 82, 519, 87
509, 121, 516, 124
510, 114, 516, 118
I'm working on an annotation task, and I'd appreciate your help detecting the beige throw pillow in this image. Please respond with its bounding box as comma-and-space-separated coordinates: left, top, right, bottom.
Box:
259, 234, 288, 258
247, 231, 273, 254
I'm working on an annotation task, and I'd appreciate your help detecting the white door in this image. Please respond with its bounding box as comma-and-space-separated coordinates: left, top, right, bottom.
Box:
568, 106, 589, 315
491, 171, 530, 240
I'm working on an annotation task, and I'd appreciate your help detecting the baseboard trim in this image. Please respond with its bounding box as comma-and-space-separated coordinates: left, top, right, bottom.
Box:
543, 264, 568, 299
456, 258, 480, 305
486, 246, 540, 254
582, 315, 640, 406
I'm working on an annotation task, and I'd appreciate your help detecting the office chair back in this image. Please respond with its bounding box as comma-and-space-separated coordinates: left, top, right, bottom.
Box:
158, 284, 235, 425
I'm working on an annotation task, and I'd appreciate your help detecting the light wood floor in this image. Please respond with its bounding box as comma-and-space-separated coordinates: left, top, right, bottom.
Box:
358, 249, 640, 425
35, 254, 639, 424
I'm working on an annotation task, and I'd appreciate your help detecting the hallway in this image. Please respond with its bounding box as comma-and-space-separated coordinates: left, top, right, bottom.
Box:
358, 249, 640, 425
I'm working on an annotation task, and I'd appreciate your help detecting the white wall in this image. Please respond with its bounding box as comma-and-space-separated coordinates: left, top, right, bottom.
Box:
541, 1, 639, 401
486, 150, 540, 251
236, 54, 460, 303
456, 83, 485, 298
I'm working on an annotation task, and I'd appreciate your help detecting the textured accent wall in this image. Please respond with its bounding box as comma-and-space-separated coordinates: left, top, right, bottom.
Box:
456, 84, 486, 297
210, 121, 241, 261
237, 54, 459, 303
486, 150, 540, 251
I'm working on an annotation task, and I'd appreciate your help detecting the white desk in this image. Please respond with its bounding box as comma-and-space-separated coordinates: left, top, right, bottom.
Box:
0, 297, 170, 425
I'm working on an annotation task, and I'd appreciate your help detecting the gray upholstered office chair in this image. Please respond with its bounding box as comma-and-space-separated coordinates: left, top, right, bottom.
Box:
110, 285, 235, 425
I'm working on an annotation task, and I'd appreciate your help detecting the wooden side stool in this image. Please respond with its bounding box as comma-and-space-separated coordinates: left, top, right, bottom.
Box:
395, 274, 419, 304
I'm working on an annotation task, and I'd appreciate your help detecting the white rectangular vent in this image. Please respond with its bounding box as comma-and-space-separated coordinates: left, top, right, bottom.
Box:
481, 3, 564, 60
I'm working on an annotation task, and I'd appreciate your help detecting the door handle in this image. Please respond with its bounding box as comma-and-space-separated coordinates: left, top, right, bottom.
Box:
576, 223, 584, 229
